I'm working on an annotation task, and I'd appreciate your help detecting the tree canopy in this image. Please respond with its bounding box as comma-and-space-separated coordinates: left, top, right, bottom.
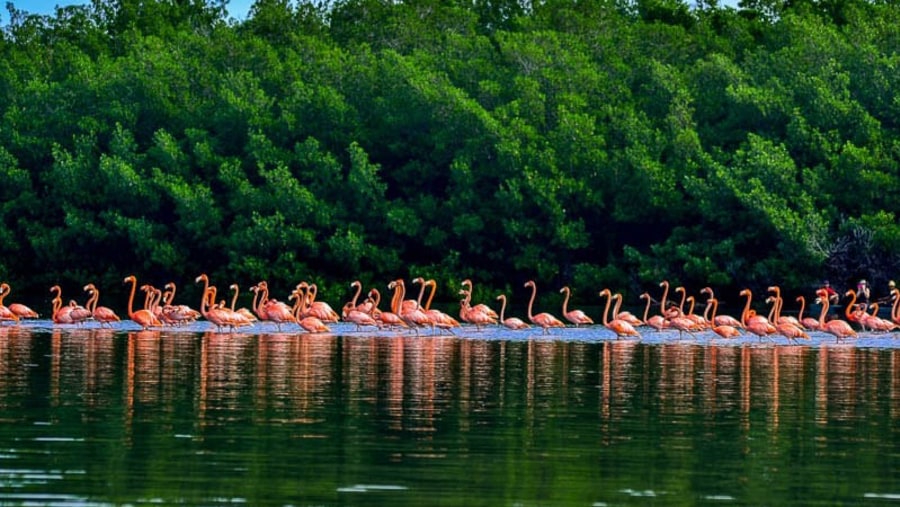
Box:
1, 0, 899, 309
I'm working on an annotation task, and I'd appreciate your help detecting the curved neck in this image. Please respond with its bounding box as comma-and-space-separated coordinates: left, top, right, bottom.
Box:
394, 281, 406, 313
561, 287, 571, 314
659, 282, 669, 316
498, 295, 507, 322
892, 289, 900, 321
845, 290, 857, 320
797, 296, 806, 320
526, 283, 537, 321
51, 286, 62, 319
600, 291, 612, 327
230, 286, 240, 311
87, 288, 99, 313
196, 276, 210, 318
350, 281, 362, 308
425, 280, 437, 311
251, 286, 261, 315
370, 289, 381, 312
818, 292, 829, 326
741, 291, 752, 326
613, 293, 623, 318
676, 288, 686, 312
126, 277, 138, 318
641, 295, 651, 323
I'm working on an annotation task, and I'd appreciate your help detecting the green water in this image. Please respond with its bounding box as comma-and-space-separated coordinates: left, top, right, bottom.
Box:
1, 324, 899, 505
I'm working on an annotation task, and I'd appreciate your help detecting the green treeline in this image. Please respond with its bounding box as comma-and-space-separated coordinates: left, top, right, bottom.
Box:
1, 0, 899, 308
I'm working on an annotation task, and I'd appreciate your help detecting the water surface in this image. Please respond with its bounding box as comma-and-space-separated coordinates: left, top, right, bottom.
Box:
1, 322, 899, 505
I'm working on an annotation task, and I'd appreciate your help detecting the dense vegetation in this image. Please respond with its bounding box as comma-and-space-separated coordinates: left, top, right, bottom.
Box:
1, 0, 899, 310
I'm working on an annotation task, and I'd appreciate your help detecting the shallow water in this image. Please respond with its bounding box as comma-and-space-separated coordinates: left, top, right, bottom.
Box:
1, 321, 899, 505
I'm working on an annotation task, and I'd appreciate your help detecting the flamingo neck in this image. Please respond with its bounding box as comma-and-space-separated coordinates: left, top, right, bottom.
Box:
425, 281, 436, 311
350, 282, 362, 308
818, 292, 828, 326
126, 278, 138, 318
659, 282, 669, 317
741, 291, 752, 326
231, 286, 239, 311
845, 291, 857, 320
601, 291, 612, 327
527, 283, 537, 321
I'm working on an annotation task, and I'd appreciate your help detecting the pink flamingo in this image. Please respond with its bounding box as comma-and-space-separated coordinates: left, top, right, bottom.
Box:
796, 296, 820, 331
497, 294, 530, 330
123, 276, 162, 329
816, 288, 857, 342
598, 289, 640, 339
523, 280, 565, 333
83, 283, 121, 327
706, 298, 741, 338
559, 286, 594, 326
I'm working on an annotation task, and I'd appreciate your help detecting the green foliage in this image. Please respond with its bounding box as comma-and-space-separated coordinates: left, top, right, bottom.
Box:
1, 0, 900, 304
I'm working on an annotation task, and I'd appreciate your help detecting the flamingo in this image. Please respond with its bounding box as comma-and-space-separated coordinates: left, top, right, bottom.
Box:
341, 281, 380, 330
123, 275, 162, 329
767, 286, 801, 328
646, 281, 673, 331
663, 307, 699, 339
290, 287, 331, 333
739, 289, 776, 340
816, 288, 857, 342
497, 294, 530, 330
343, 280, 373, 317
49, 286, 90, 325
843, 289, 866, 326
300, 283, 340, 323
49, 285, 75, 324
0, 284, 19, 324
420, 279, 460, 333
390, 279, 431, 333
558, 286, 594, 326
860, 302, 898, 332
598, 289, 640, 339
706, 298, 741, 338
195, 277, 236, 331
159, 282, 201, 325
459, 282, 498, 329
0, 283, 39, 320
674, 287, 707, 329
523, 280, 566, 333
228, 284, 258, 323
699, 287, 743, 329
639, 292, 667, 331
342, 301, 379, 330
796, 296, 820, 331
83, 283, 121, 327
770, 294, 810, 344
252, 281, 296, 330
459, 279, 499, 320
891, 288, 900, 325
374, 284, 408, 330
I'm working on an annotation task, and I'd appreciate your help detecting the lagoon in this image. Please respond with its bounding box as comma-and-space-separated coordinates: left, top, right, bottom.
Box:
1, 322, 899, 505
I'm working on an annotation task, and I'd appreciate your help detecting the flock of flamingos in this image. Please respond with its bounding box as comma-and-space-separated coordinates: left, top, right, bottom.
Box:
0, 275, 892, 342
